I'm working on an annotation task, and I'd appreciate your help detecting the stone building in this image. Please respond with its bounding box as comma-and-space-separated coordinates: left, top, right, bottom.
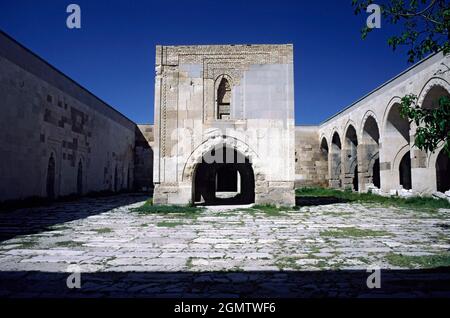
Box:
152, 44, 296, 206
295, 52, 450, 196
1, 28, 448, 206
134, 124, 154, 191
294, 126, 328, 188
0, 31, 141, 202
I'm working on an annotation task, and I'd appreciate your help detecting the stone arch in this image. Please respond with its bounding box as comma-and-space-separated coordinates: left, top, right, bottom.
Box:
359, 110, 380, 139
416, 77, 450, 109
382, 97, 411, 192
343, 119, 358, 139
192, 146, 255, 205
414, 78, 450, 192
329, 130, 342, 188
382, 97, 405, 135
215, 74, 233, 120
384, 101, 410, 142
361, 114, 381, 189
182, 134, 264, 184
343, 124, 359, 191
392, 145, 412, 190
398, 151, 412, 190
320, 137, 329, 155
320, 137, 329, 180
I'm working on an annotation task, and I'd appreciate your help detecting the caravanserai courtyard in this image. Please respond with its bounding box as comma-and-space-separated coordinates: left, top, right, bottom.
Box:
0, 194, 449, 297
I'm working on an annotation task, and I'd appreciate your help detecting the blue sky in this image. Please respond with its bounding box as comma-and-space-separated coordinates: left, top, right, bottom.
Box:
0, 0, 412, 125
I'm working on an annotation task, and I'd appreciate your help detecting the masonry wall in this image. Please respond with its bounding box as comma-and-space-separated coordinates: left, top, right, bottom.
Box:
295, 126, 328, 188
153, 44, 296, 206
135, 124, 154, 191
0, 32, 136, 202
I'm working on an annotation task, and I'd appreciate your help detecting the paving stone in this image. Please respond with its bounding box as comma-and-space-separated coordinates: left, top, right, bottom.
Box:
0, 196, 449, 297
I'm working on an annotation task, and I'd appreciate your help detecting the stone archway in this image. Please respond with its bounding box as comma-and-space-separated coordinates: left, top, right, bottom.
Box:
361, 115, 380, 190
399, 151, 412, 190
343, 124, 358, 191
383, 99, 411, 191
193, 146, 255, 205
182, 134, 265, 206
330, 131, 342, 188
320, 137, 329, 181
414, 78, 450, 192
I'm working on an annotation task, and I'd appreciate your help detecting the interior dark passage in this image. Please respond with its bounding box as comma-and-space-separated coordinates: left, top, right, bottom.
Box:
193, 146, 255, 205
352, 164, 359, 192
436, 149, 450, 193
372, 158, 380, 188
399, 151, 412, 190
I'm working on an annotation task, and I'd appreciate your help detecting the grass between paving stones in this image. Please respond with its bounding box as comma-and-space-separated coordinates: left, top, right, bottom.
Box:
55, 240, 84, 248
275, 256, 302, 270
385, 252, 450, 269
94, 228, 113, 234
185, 257, 194, 269
156, 221, 184, 228
131, 198, 204, 215
296, 187, 450, 210
18, 240, 38, 249
320, 227, 392, 238
242, 204, 295, 217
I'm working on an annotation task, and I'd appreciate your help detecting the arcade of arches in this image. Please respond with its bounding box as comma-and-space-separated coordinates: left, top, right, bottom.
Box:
316, 74, 450, 196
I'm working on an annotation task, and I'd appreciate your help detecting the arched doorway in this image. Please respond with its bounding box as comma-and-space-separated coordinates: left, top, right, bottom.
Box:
77, 160, 83, 195
436, 149, 450, 193
46, 154, 56, 199
399, 151, 412, 190
320, 137, 329, 183
385, 102, 411, 190
330, 132, 342, 188
344, 125, 358, 191
421, 85, 450, 193
193, 146, 255, 205
362, 116, 380, 189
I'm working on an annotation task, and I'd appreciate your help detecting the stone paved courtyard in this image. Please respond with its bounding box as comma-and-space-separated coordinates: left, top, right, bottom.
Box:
0, 194, 449, 297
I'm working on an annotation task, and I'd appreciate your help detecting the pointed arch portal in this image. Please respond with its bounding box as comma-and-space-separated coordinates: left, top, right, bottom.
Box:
193, 145, 255, 205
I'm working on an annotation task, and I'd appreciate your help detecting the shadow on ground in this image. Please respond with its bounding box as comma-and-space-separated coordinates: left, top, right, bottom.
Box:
295, 196, 350, 207
0, 193, 148, 242
0, 268, 449, 298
